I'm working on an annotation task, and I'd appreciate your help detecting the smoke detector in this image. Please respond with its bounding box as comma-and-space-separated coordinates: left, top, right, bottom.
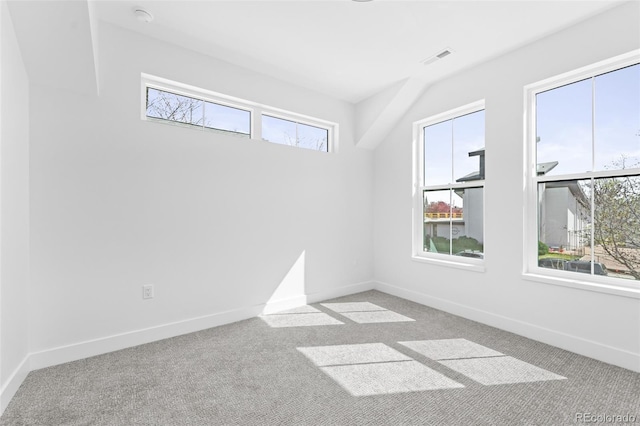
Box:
134, 8, 154, 23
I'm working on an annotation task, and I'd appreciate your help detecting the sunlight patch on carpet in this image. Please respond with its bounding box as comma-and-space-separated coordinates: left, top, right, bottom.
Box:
440, 356, 567, 385
340, 311, 415, 324
298, 343, 411, 366
399, 338, 503, 360
298, 343, 464, 396
320, 302, 387, 312
321, 361, 464, 396
260, 313, 343, 328
320, 302, 415, 323
269, 305, 321, 315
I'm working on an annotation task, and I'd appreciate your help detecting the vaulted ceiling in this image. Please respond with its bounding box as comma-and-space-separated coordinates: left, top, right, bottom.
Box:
7, 0, 626, 148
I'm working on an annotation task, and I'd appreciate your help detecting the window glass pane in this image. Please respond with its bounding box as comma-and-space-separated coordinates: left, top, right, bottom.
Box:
537, 179, 592, 273
594, 64, 640, 172
453, 110, 485, 183
452, 187, 484, 259
297, 123, 329, 152
424, 190, 452, 254
542, 171, 640, 279
424, 120, 452, 186
146, 88, 203, 126
204, 102, 250, 135
592, 176, 640, 280
424, 188, 483, 257
262, 115, 297, 146
262, 115, 328, 151
536, 79, 592, 176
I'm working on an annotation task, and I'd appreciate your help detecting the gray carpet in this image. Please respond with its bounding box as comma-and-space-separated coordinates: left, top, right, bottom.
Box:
2, 290, 639, 425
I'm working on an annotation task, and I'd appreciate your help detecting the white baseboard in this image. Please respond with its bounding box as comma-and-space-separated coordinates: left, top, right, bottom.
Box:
29, 304, 265, 372
28, 281, 376, 373
1, 279, 368, 415
262, 294, 309, 315
374, 280, 640, 372
305, 280, 376, 304
1, 355, 30, 416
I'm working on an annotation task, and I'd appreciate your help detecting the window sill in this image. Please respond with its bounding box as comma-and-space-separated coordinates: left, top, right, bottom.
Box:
411, 255, 485, 273
522, 272, 640, 299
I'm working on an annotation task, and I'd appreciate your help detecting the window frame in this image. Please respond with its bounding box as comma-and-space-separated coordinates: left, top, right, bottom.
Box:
523, 50, 640, 298
261, 112, 331, 152
140, 73, 338, 153
412, 100, 486, 272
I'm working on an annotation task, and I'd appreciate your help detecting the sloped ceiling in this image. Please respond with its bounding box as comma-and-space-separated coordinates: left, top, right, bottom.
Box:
7, 0, 99, 96
7, 0, 628, 149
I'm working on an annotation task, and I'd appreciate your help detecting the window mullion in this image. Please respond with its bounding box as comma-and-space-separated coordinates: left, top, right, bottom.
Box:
201, 99, 205, 129
590, 177, 596, 274
253, 107, 263, 140
590, 76, 596, 275
450, 119, 454, 255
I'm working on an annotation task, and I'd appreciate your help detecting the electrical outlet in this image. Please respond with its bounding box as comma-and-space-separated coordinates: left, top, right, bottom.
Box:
142, 285, 154, 299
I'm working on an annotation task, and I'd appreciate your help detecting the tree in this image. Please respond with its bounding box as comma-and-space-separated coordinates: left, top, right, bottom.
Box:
280, 131, 327, 151
589, 158, 640, 280
425, 200, 462, 215
146, 89, 204, 126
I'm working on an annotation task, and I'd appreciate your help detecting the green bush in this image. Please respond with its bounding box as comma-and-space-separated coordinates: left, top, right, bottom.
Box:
538, 241, 549, 256
431, 236, 449, 253
453, 236, 483, 253
429, 236, 483, 254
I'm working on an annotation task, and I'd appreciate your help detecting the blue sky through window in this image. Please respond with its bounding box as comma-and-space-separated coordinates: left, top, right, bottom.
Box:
262, 115, 328, 152
424, 110, 485, 187
536, 63, 640, 174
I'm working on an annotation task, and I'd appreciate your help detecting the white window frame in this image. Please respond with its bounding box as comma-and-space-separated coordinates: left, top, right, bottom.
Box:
412, 100, 486, 272
140, 73, 338, 153
523, 50, 640, 299
261, 112, 331, 152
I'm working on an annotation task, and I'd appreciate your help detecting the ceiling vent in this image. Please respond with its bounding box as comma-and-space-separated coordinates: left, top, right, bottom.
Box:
422, 48, 453, 66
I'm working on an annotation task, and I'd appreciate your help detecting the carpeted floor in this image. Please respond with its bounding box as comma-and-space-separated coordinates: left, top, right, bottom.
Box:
2, 290, 639, 425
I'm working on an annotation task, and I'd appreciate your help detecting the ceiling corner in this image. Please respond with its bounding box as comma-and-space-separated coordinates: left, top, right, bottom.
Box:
355, 74, 431, 150
8, 0, 99, 96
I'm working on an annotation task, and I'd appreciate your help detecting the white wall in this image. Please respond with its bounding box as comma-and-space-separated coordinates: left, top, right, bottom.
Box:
373, 1, 640, 371
28, 22, 374, 366
0, 0, 30, 412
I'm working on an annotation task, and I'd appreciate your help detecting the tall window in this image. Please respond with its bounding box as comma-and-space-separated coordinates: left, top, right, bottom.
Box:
527, 51, 640, 288
413, 101, 485, 265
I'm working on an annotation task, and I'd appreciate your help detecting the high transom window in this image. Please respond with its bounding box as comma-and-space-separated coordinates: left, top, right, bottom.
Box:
141, 74, 337, 153
146, 87, 251, 137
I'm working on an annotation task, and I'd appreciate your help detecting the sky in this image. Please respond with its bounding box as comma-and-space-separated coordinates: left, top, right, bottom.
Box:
536, 63, 640, 175
148, 62, 639, 176
423, 109, 485, 188
422, 63, 640, 208
146, 88, 328, 151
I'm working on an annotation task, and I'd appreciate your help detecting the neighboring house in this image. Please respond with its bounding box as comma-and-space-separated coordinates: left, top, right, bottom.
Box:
424, 213, 466, 243
424, 150, 590, 255
424, 148, 485, 246
537, 162, 590, 253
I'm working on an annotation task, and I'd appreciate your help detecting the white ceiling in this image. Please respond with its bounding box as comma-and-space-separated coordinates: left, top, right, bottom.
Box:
7, 0, 629, 149
94, 0, 624, 104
